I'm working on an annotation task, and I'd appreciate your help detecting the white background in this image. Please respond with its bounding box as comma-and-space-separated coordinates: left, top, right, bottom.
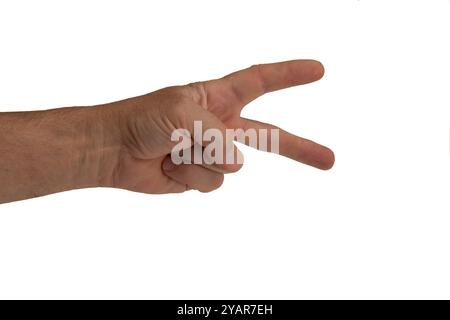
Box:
0, 0, 449, 299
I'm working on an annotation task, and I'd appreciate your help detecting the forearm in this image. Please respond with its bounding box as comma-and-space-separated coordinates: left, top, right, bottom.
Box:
0, 105, 121, 203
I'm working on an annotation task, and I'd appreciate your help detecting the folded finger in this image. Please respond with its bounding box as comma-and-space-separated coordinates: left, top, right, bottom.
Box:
162, 156, 225, 192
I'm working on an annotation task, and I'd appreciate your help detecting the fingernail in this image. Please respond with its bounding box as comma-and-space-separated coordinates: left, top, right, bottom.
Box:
162, 157, 177, 172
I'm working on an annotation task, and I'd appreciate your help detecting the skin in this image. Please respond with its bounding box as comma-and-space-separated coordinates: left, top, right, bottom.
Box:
0, 60, 334, 204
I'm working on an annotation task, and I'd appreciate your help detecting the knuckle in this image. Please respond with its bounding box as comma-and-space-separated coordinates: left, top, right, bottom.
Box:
200, 174, 224, 193
222, 162, 243, 173
214, 174, 225, 189
249, 63, 261, 71
185, 82, 208, 109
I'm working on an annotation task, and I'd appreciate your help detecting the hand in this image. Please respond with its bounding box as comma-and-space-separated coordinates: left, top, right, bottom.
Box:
0, 59, 334, 203
102, 60, 334, 194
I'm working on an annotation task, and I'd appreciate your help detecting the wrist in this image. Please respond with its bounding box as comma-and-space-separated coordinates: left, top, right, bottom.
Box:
0, 106, 123, 202
79, 103, 124, 189
41, 104, 125, 191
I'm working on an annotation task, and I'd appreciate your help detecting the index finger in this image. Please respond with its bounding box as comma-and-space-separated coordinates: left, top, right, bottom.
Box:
220, 59, 325, 107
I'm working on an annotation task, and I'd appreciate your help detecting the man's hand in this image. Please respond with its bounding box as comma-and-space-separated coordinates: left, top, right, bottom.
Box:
0, 60, 334, 203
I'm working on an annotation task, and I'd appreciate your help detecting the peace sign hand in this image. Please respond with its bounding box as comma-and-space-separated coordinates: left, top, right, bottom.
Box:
103, 60, 334, 194
189, 59, 334, 170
